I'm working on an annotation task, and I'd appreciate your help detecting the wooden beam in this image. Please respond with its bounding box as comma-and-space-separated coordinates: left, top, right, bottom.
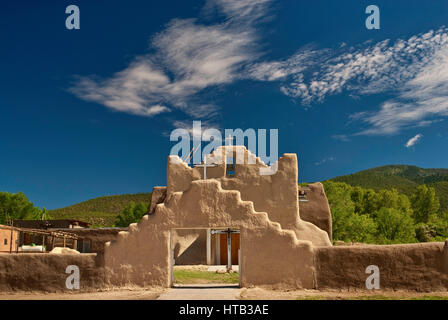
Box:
9, 221, 13, 254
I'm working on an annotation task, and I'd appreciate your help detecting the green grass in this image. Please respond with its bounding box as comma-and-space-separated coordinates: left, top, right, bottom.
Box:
411, 295, 448, 300
173, 270, 239, 284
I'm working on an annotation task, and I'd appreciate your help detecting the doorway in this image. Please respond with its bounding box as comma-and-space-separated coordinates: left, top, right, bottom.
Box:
169, 228, 241, 287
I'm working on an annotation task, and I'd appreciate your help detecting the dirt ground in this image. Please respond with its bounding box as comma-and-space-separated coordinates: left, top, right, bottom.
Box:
240, 287, 448, 300
0, 288, 165, 300
1, 287, 448, 300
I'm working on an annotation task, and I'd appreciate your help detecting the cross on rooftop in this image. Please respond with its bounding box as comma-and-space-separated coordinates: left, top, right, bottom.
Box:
194, 156, 217, 180
225, 134, 234, 146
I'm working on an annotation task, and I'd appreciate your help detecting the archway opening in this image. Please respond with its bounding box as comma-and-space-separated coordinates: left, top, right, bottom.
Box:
169, 228, 241, 287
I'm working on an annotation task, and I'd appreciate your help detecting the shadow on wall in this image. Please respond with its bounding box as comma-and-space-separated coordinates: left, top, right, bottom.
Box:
173, 229, 207, 265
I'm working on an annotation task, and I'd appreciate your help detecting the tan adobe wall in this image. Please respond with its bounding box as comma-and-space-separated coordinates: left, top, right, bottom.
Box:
104, 179, 316, 289
166, 147, 331, 246
172, 229, 207, 265
0, 253, 105, 292
59, 228, 128, 255
298, 183, 332, 241
0, 227, 19, 252
315, 242, 448, 291
149, 187, 167, 214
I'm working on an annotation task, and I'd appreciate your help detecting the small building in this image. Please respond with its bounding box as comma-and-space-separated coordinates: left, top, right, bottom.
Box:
0, 225, 20, 253
11, 219, 126, 254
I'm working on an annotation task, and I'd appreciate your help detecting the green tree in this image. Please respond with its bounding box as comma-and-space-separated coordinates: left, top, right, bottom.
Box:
374, 207, 416, 244
415, 211, 448, 242
0, 192, 41, 224
361, 189, 381, 215
114, 201, 149, 227
411, 185, 440, 223
324, 181, 376, 243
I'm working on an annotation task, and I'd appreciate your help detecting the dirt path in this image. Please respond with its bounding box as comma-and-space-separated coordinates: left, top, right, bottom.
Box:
2, 287, 448, 300
0, 288, 163, 300
240, 287, 448, 300
157, 284, 242, 300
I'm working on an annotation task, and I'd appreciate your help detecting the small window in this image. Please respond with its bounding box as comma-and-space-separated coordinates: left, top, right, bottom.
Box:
4, 239, 7, 245
226, 156, 236, 177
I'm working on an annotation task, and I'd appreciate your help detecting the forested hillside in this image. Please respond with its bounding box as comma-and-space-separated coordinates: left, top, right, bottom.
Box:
49, 193, 151, 227
324, 165, 448, 244
331, 165, 448, 212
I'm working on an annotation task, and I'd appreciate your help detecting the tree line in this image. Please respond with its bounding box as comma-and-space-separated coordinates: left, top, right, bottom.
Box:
0, 191, 49, 224
323, 181, 447, 244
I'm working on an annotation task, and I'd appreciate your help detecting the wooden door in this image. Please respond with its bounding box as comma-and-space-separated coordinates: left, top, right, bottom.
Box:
219, 233, 240, 265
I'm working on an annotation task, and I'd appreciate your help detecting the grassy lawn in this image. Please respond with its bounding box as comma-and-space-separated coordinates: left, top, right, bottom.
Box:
173, 269, 239, 284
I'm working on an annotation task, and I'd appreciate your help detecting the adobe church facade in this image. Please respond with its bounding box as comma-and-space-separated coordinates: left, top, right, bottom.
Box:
2, 145, 448, 292
104, 146, 334, 288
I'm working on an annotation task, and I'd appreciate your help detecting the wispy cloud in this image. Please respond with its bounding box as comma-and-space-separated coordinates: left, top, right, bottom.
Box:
331, 134, 349, 142
253, 28, 448, 135
315, 156, 335, 166
355, 44, 448, 135
71, 0, 272, 119
405, 133, 423, 148
70, 0, 448, 138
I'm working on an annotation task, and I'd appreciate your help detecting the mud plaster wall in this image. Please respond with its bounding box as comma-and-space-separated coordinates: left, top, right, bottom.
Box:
299, 183, 332, 241
0, 253, 105, 292
315, 242, 448, 291
104, 179, 316, 289
0, 228, 19, 252
172, 229, 207, 265
167, 146, 331, 247
59, 228, 128, 255
149, 187, 167, 214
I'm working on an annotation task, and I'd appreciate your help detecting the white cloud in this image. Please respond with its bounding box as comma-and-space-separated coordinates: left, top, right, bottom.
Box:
70, 0, 448, 138
315, 156, 334, 166
405, 134, 423, 148
252, 27, 448, 135
268, 29, 448, 104
71, 0, 271, 119
355, 44, 448, 135
331, 134, 349, 142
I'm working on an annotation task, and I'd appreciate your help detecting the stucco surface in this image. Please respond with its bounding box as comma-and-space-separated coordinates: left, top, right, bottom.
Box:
104, 179, 317, 288
149, 187, 167, 214
60, 228, 128, 254
166, 147, 331, 246
315, 242, 448, 291
172, 229, 207, 265
299, 183, 332, 241
0, 253, 104, 292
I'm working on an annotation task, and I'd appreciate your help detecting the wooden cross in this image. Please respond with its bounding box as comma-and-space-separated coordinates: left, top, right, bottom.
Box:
194, 156, 217, 180
225, 134, 234, 146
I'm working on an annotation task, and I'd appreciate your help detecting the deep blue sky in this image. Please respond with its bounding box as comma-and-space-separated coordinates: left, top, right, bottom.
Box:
1, 0, 448, 209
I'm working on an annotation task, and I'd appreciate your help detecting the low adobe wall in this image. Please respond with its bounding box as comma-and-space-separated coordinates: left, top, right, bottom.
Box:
0, 253, 106, 292
59, 228, 128, 255
315, 242, 448, 291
